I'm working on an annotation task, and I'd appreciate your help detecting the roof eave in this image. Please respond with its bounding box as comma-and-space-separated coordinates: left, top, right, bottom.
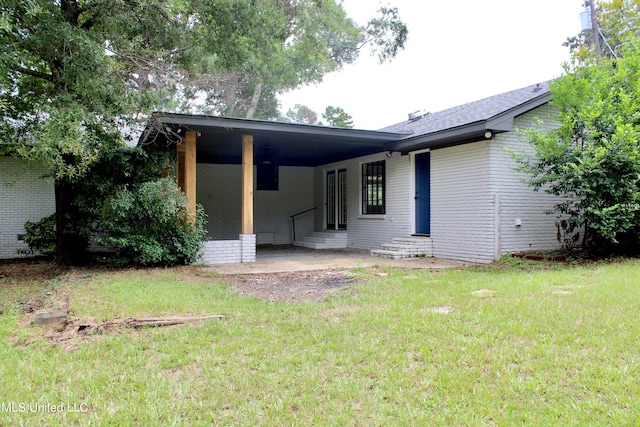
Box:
150, 113, 406, 143
387, 91, 552, 153
386, 121, 495, 153
487, 91, 552, 129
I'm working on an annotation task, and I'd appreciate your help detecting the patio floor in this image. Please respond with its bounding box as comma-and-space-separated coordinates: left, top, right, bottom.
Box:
204, 245, 470, 275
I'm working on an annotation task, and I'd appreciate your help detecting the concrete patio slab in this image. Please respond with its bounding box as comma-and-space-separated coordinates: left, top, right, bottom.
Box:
204, 245, 470, 275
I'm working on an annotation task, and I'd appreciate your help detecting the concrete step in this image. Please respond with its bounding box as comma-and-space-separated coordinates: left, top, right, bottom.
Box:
382, 242, 431, 250
381, 244, 430, 255
293, 231, 348, 249
293, 240, 348, 249
297, 236, 341, 244
372, 250, 429, 259
371, 250, 405, 259
310, 232, 347, 240
371, 236, 434, 259
392, 237, 432, 246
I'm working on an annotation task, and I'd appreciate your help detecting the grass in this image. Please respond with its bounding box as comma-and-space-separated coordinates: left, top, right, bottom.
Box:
1, 259, 639, 425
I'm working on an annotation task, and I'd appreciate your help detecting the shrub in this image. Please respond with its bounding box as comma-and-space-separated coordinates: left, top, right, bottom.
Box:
98, 178, 207, 266
515, 40, 640, 252
20, 214, 56, 258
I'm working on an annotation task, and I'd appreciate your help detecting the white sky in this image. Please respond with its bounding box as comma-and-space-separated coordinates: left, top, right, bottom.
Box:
278, 0, 586, 129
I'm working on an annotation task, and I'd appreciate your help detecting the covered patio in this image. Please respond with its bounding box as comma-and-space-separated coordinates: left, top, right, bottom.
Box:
205, 244, 469, 274
140, 113, 405, 264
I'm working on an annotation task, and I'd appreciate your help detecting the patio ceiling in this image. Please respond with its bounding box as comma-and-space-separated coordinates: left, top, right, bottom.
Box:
144, 113, 407, 167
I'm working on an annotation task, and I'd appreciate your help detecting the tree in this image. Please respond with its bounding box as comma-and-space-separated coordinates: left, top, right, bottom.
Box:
322, 106, 354, 128
282, 104, 354, 127
284, 104, 319, 125
0, 0, 407, 264
193, 4, 408, 119
1, 0, 193, 264
564, 0, 640, 59
515, 39, 640, 251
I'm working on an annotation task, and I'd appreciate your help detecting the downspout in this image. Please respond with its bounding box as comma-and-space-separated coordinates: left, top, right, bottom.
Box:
494, 192, 501, 260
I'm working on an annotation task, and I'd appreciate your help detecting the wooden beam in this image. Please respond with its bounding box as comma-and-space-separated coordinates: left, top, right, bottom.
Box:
242, 135, 254, 234
184, 131, 197, 222
177, 131, 197, 222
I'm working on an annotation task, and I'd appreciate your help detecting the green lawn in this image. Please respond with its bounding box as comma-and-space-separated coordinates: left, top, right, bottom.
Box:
1, 259, 639, 426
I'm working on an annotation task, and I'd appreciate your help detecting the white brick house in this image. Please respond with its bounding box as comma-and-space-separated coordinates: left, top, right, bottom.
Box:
0, 157, 55, 258
140, 81, 561, 264
1, 82, 562, 263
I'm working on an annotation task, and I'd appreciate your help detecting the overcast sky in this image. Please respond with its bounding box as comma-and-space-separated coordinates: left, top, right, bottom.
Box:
278, 0, 586, 129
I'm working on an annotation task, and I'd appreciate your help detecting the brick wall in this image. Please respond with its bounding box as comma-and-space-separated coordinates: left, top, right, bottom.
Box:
200, 239, 242, 264
431, 141, 496, 263
196, 164, 314, 244
0, 157, 55, 259
193, 102, 563, 265
429, 104, 563, 263
313, 153, 413, 250
490, 104, 563, 255
199, 234, 256, 264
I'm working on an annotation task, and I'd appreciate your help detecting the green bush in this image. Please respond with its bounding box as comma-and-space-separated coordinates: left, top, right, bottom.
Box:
515, 40, 640, 252
20, 213, 56, 258
98, 178, 207, 266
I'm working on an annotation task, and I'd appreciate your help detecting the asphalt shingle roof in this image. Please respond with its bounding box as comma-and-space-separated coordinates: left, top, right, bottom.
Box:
379, 81, 551, 137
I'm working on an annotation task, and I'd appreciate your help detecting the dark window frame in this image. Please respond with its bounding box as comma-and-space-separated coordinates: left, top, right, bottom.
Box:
257, 164, 279, 191
361, 160, 385, 214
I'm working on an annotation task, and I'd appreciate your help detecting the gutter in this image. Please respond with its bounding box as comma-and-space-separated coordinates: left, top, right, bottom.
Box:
150, 113, 407, 143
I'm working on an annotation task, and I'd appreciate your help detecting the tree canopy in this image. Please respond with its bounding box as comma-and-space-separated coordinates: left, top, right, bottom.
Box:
516, 37, 640, 251
0, 0, 407, 264
1, 0, 407, 170
282, 104, 354, 128
565, 0, 640, 59
322, 106, 354, 128
284, 104, 319, 125
195, 4, 407, 119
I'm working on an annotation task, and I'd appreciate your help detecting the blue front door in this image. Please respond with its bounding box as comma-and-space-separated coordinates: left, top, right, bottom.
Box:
415, 152, 430, 235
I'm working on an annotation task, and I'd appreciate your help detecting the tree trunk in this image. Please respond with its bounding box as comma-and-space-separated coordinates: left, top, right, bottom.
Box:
222, 74, 240, 117
55, 182, 89, 266
245, 82, 263, 119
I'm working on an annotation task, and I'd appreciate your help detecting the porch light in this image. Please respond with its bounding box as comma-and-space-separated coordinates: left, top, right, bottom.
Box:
484, 131, 493, 139
385, 151, 393, 158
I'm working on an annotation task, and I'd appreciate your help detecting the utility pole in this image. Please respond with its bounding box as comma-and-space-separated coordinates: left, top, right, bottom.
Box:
588, 0, 602, 56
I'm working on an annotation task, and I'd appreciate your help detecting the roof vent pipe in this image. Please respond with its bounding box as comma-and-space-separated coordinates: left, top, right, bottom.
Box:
408, 110, 429, 121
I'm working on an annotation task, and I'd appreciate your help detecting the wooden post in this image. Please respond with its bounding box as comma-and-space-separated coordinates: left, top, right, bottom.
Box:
177, 131, 197, 223
242, 135, 254, 234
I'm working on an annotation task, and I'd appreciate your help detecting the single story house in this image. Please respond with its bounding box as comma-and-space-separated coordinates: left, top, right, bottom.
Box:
1, 81, 561, 263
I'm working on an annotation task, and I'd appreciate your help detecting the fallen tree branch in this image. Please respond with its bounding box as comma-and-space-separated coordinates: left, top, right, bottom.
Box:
124, 315, 224, 328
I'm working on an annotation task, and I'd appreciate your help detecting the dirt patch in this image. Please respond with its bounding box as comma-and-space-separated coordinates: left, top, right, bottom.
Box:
224, 270, 359, 303
0, 259, 70, 314
0, 258, 65, 282
4, 263, 361, 350
41, 315, 226, 352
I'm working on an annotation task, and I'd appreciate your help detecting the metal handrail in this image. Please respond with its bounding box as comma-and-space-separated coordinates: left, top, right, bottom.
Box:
290, 206, 318, 241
